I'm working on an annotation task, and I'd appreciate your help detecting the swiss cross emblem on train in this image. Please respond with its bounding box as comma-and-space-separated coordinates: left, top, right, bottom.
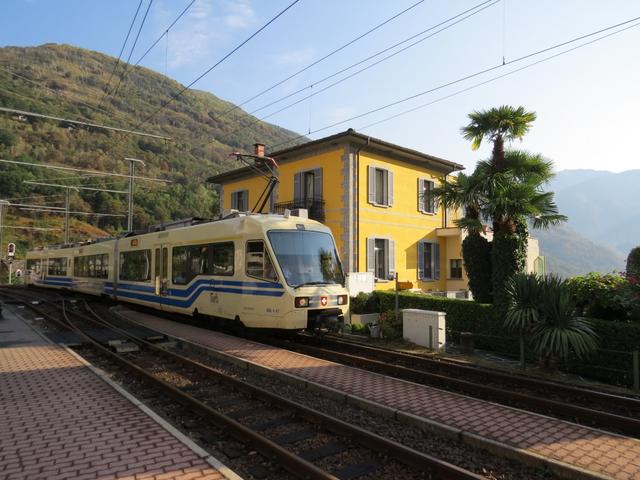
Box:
320, 296, 328, 306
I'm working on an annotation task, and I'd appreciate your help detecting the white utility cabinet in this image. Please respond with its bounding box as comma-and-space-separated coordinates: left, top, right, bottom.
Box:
402, 309, 446, 351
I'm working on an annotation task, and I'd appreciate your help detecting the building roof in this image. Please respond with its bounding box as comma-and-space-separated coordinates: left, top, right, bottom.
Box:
207, 128, 464, 184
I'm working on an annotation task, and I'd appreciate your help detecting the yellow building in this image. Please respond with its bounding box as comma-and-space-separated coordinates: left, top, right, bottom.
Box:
208, 129, 484, 294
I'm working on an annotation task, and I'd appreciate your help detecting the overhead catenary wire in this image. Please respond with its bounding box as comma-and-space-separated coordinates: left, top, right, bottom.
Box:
108, 0, 155, 102
225, 0, 498, 141
134, 0, 302, 130
133, 0, 197, 66
0, 107, 171, 140
98, 0, 144, 108
0, 158, 172, 184
267, 14, 640, 152
246, 0, 496, 118
220, 0, 427, 118
19, 208, 126, 218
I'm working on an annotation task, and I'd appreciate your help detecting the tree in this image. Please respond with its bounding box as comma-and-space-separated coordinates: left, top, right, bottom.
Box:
530, 276, 598, 370
461, 105, 536, 172
505, 273, 543, 368
504, 274, 598, 371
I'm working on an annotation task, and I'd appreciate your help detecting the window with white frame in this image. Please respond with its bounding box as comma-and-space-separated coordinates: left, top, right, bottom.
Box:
418, 178, 437, 214
449, 258, 463, 279
367, 237, 395, 281
293, 168, 323, 205
367, 166, 393, 206
417, 240, 440, 281
231, 190, 248, 211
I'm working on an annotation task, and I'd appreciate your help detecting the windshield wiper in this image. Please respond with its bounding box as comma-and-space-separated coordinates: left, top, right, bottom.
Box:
293, 281, 333, 289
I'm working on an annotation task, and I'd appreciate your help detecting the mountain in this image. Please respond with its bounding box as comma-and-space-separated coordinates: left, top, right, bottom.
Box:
0, 43, 303, 251
537, 169, 638, 276
533, 224, 626, 277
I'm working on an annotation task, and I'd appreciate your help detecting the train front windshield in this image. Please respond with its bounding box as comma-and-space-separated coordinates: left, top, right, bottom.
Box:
268, 230, 345, 288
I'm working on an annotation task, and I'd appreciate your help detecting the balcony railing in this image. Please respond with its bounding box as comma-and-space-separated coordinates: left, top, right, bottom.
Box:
273, 198, 325, 222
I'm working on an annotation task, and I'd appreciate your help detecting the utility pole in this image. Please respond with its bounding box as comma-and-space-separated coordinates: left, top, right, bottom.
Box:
0, 200, 8, 265
125, 158, 145, 232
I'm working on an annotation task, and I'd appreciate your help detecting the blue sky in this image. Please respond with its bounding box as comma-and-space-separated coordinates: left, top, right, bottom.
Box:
2, 0, 639, 173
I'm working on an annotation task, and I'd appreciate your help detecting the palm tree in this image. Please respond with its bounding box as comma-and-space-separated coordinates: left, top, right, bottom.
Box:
531, 276, 598, 370
432, 173, 493, 302
504, 273, 544, 368
462, 105, 537, 171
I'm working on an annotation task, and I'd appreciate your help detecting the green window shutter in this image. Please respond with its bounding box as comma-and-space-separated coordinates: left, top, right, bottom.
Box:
417, 178, 424, 213
387, 170, 394, 206
434, 242, 441, 280
417, 241, 425, 279
432, 181, 438, 214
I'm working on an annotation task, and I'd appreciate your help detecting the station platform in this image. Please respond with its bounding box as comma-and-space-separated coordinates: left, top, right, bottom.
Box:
0, 307, 229, 480
120, 309, 640, 480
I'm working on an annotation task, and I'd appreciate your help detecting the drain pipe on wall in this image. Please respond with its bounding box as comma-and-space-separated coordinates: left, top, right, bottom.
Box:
354, 136, 370, 273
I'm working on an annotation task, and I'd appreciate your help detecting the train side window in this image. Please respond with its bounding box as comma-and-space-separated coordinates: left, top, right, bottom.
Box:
212, 242, 234, 276
246, 241, 278, 282
172, 246, 189, 285
48, 257, 67, 276
119, 250, 152, 282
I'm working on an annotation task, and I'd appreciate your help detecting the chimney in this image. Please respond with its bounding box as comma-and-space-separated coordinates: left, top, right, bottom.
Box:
254, 143, 265, 157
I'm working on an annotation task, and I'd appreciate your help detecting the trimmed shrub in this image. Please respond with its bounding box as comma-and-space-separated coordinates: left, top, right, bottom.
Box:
350, 292, 378, 314
379, 311, 403, 339
461, 233, 492, 303
492, 232, 527, 311
567, 272, 626, 320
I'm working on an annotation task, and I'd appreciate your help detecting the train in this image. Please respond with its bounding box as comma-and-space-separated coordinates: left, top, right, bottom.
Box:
25, 211, 349, 331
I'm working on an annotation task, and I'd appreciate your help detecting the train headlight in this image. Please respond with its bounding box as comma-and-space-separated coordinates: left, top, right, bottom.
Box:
295, 297, 310, 308
337, 295, 348, 306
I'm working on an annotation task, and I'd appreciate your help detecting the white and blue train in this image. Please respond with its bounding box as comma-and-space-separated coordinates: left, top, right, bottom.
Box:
25, 212, 348, 330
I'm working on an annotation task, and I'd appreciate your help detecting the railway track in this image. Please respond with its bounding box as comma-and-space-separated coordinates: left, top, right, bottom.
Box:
259, 333, 640, 437
0, 288, 484, 480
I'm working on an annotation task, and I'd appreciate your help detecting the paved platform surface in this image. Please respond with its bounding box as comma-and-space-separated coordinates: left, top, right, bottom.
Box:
121, 309, 640, 480
0, 307, 225, 480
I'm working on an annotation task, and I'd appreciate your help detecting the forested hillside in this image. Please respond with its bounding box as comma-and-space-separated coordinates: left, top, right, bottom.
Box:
0, 43, 302, 252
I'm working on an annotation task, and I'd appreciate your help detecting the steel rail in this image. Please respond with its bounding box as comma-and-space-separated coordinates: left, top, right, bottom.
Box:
83, 302, 483, 480
316, 335, 640, 412
264, 335, 640, 437
4, 292, 339, 480
0, 288, 483, 480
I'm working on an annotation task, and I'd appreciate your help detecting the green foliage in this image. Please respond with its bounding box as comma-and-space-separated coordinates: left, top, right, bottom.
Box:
461, 105, 537, 152
492, 232, 527, 310
0, 128, 17, 147
350, 292, 377, 314
567, 272, 626, 320
504, 273, 542, 333
0, 44, 303, 245
461, 233, 492, 303
349, 323, 367, 335
627, 247, 640, 275
379, 311, 403, 339
530, 276, 598, 364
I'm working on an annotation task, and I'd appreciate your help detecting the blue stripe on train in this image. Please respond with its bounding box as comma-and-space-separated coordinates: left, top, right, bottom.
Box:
105, 279, 283, 295
103, 284, 284, 308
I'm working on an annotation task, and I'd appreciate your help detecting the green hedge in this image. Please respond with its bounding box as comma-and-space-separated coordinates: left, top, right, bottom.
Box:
371, 291, 520, 356
367, 291, 640, 387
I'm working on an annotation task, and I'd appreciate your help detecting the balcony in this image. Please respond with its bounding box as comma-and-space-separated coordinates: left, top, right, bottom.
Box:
273, 198, 325, 222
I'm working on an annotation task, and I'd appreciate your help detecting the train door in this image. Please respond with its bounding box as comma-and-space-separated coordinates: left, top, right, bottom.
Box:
154, 245, 169, 308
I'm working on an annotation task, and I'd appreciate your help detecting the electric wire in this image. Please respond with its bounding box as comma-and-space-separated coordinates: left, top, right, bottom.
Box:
267, 14, 640, 152
225, 0, 498, 141
98, 0, 144, 108
133, 0, 197, 66
107, 0, 155, 102
220, 0, 426, 118
134, 0, 302, 130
